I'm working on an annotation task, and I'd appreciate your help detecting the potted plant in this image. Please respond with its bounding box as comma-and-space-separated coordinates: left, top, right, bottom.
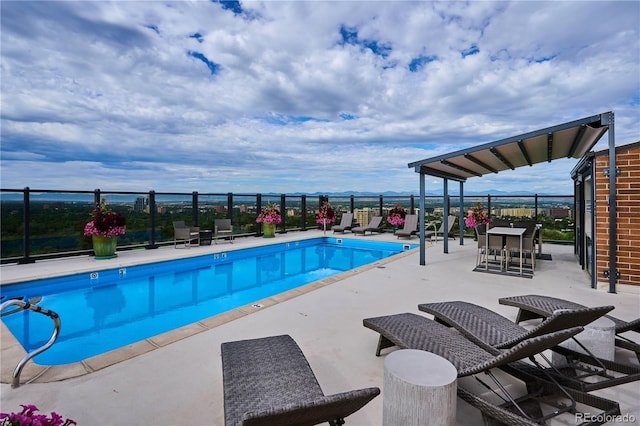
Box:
465, 202, 490, 240
315, 201, 336, 234
386, 204, 407, 231
256, 202, 281, 238
464, 202, 490, 228
83, 198, 126, 259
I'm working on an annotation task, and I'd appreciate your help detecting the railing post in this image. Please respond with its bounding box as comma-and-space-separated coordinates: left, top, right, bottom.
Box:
350, 195, 355, 213
443, 180, 449, 254
534, 194, 539, 221
280, 193, 286, 234
147, 190, 158, 249
379, 195, 384, 217
18, 187, 34, 264
459, 182, 464, 246
410, 195, 415, 215
301, 195, 307, 231
256, 193, 262, 237
93, 189, 101, 206
487, 195, 492, 220
192, 191, 199, 226
227, 193, 233, 220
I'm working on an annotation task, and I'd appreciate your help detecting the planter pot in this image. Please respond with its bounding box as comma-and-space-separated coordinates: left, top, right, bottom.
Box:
92, 235, 118, 259
263, 223, 276, 238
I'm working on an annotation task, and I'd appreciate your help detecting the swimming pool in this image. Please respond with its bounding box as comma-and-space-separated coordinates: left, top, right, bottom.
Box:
1, 237, 416, 365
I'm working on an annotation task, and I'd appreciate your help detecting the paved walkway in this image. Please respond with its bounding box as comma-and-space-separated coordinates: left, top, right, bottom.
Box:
1, 231, 639, 425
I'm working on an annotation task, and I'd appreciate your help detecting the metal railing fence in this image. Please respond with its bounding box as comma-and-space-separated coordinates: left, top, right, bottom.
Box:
0, 187, 574, 264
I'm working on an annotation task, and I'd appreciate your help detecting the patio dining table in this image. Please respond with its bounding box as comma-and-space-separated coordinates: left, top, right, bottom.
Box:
486, 227, 527, 276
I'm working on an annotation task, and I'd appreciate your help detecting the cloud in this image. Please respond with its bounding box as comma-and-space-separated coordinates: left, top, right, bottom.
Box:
1, 1, 638, 195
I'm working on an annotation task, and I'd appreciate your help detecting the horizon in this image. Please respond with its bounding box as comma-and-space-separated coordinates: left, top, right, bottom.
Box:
0, 188, 576, 203
1, 1, 638, 194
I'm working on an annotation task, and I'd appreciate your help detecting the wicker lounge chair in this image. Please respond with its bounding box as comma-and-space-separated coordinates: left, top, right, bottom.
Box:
395, 214, 418, 239
499, 294, 640, 362
419, 301, 640, 392
363, 313, 619, 425
221, 335, 380, 426
173, 221, 199, 248
332, 213, 354, 233
425, 215, 457, 243
351, 216, 383, 235
214, 219, 234, 244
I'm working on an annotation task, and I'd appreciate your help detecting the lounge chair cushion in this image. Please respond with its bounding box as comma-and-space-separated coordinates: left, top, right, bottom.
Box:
395, 214, 418, 238
332, 213, 354, 233
352, 216, 383, 235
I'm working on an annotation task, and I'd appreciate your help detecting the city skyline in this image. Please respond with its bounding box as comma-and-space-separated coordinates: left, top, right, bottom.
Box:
1, 1, 638, 195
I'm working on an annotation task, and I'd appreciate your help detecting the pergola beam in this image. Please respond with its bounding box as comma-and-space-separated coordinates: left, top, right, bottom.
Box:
517, 140, 533, 166
490, 147, 515, 170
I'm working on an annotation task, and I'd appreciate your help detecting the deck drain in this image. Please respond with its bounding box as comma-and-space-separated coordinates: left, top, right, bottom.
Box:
377, 266, 386, 269
252, 303, 264, 309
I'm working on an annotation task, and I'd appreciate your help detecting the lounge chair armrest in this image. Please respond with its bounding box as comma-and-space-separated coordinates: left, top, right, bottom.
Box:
241, 387, 380, 426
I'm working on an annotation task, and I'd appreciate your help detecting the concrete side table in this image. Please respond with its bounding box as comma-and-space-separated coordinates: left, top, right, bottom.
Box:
383, 349, 457, 426
553, 315, 616, 364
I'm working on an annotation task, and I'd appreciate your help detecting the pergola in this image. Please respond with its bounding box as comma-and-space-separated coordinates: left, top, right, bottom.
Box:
408, 112, 617, 289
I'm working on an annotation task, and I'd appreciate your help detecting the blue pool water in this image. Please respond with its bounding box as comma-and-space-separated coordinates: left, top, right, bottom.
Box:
1, 237, 415, 365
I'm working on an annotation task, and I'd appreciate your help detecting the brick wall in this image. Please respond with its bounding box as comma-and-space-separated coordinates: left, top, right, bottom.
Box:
594, 144, 640, 285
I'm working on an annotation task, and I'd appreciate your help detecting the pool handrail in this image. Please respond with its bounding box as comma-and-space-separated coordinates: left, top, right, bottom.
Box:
0, 299, 61, 388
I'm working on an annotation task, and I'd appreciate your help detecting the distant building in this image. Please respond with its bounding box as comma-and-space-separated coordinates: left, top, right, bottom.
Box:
355, 208, 375, 227
499, 208, 534, 218
549, 207, 571, 218
134, 197, 148, 212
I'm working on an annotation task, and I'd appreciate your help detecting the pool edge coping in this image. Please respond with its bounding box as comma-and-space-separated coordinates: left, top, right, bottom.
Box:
1, 243, 420, 386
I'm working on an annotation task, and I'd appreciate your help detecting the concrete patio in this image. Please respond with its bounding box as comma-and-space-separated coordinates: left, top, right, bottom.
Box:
1, 230, 639, 425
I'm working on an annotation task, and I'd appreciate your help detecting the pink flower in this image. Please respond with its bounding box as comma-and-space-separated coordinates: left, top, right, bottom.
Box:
465, 203, 490, 228
83, 199, 126, 237
256, 203, 282, 224
386, 204, 406, 226
0, 404, 76, 426
315, 202, 336, 225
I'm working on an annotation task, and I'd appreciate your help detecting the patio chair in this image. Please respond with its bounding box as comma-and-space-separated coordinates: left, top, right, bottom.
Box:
332, 212, 354, 233
362, 313, 619, 425
425, 215, 456, 243
221, 335, 380, 426
351, 216, 383, 235
418, 301, 640, 392
173, 221, 199, 248
514, 221, 541, 255
214, 219, 234, 244
475, 224, 505, 269
395, 214, 418, 239
504, 230, 537, 272
499, 294, 640, 362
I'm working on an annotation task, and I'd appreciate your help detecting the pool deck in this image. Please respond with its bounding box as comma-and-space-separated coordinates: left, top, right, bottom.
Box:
1, 230, 639, 425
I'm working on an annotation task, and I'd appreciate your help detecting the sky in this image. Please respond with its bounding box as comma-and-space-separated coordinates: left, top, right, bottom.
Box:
1, 1, 639, 195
